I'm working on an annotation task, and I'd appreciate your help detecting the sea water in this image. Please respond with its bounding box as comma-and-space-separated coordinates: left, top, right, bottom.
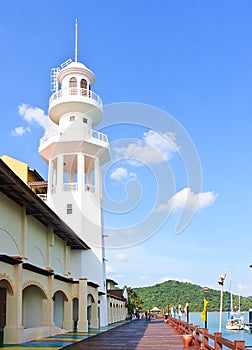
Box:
187, 311, 252, 347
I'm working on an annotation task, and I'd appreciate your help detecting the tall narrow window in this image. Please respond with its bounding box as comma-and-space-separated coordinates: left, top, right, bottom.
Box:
67, 204, 72, 214
69, 77, 77, 95
80, 79, 87, 96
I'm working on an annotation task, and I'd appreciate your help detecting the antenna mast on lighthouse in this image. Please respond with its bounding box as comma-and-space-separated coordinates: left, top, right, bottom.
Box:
75, 18, 78, 62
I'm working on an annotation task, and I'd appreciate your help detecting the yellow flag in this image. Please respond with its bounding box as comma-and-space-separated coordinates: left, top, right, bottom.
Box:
201, 297, 208, 322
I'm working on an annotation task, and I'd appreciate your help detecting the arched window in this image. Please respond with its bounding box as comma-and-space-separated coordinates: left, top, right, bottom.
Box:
69, 77, 77, 95
80, 79, 87, 96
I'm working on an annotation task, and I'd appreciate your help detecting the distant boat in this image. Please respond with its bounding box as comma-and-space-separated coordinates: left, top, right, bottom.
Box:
226, 315, 244, 330
225, 269, 244, 331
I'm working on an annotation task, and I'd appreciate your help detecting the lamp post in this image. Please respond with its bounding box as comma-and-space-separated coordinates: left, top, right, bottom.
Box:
218, 273, 226, 332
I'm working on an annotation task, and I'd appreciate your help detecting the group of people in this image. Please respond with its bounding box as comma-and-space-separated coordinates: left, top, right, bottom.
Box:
144, 311, 156, 321
131, 304, 186, 323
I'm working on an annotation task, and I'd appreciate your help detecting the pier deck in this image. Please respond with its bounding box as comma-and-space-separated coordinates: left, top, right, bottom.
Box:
63, 318, 199, 349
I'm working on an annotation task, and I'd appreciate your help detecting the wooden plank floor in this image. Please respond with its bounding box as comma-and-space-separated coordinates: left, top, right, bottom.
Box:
63, 318, 200, 350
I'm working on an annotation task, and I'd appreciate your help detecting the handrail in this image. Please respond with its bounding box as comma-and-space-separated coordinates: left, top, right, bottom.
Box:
168, 317, 246, 350
39, 127, 108, 148
49, 87, 102, 109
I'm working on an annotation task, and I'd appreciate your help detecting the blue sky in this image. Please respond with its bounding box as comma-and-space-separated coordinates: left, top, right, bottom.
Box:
1, 1, 252, 299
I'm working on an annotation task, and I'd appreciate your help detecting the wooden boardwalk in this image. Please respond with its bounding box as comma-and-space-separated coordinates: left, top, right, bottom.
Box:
63, 318, 200, 350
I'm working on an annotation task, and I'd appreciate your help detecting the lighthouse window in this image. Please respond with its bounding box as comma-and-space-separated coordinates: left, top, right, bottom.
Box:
83, 118, 87, 124
69, 77, 77, 95
80, 79, 87, 96
67, 203, 72, 215
70, 116, 75, 121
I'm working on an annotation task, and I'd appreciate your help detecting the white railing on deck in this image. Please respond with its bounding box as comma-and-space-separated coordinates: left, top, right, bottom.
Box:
63, 183, 78, 191
92, 130, 108, 143
39, 128, 60, 145
39, 127, 108, 148
85, 184, 95, 193
37, 184, 95, 194
49, 87, 102, 109
63, 183, 95, 192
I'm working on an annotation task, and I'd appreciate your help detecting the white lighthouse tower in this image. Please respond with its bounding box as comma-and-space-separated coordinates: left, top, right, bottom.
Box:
38, 23, 110, 327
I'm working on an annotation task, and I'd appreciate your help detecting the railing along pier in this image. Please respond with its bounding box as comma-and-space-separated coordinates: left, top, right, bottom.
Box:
168, 317, 246, 350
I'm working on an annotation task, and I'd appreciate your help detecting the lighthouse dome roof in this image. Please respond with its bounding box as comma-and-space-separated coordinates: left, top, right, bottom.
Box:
58, 60, 95, 85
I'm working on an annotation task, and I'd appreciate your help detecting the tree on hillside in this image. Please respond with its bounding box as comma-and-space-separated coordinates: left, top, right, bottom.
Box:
124, 286, 143, 314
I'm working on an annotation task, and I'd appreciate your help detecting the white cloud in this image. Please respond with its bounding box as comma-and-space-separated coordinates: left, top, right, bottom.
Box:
110, 166, 137, 182
106, 265, 116, 274
116, 253, 128, 262
11, 103, 54, 136
156, 187, 218, 212
110, 167, 127, 181
113, 130, 179, 165
11, 126, 31, 136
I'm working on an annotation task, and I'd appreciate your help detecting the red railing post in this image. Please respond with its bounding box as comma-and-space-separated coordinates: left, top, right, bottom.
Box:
214, 332, 222, 350
234, 340, 245, 350
193, 326, 201, 346
202, 328, 209, 349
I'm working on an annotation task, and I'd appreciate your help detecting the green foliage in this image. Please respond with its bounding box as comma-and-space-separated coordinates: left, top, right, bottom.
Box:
133, 280, 252, 312
124, 285, 143, 313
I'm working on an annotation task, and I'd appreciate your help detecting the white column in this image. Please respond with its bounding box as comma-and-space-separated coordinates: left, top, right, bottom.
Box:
77, 153, 84, 192
94, 158, 100, 196
57, 154, 64, 193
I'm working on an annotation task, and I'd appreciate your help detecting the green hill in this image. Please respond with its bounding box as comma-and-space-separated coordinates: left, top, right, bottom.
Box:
133, 280, 252, 312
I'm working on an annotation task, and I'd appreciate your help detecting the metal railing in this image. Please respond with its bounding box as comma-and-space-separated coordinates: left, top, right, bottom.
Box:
37, 184, 95, 195
49, 87, 102, 109
39, 127, 108, 148
85, 184, 95, 193
63, 183, 78, 191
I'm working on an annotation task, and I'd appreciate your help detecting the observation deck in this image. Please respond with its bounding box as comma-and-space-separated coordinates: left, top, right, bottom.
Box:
39, 127, 109, 164
49, 87, 103, 125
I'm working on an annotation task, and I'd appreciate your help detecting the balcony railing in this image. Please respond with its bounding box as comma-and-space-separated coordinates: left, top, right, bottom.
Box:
49, 87, 102, 110
39, 127, 108, 148
63, 183, 78, 191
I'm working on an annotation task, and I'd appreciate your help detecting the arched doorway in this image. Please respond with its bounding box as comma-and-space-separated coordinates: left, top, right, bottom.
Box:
87, 293, 99, 328
53, 291, 66, 329
22, 285, 47, 328
87, 294, 94, 325
72, 298, 79, 331
0, 278, 14, 345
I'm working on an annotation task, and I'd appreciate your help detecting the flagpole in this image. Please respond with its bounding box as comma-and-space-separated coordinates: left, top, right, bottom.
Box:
203, 287, 208, 328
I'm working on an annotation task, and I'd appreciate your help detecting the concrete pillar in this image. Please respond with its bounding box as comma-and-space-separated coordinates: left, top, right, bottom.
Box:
90, 298, 99, 328
4, 263, 23, 344
63, 296, 73, 331
78, 278, 88, 332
